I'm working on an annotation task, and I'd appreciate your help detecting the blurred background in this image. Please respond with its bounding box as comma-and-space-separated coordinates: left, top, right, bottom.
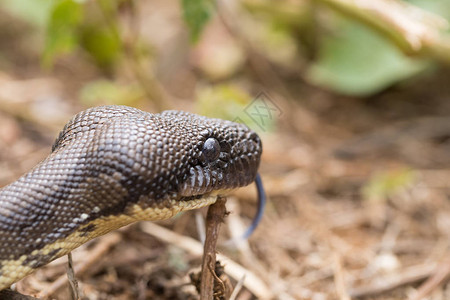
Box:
1, 0, 450, 299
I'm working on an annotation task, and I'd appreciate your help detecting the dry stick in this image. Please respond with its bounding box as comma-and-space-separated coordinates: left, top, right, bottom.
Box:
229, 275, 246, 300
66, 253, 79, 300
200, 196, 228, 300
409, 259, 450, 300
349, 263, 437, 298
139, 223, 272, 299
333, 253, 350, 300
38, 233, 122, 299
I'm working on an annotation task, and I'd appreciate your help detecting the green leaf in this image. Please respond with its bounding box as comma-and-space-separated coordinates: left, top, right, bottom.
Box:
362, 168, 416, 203
79, 25, 121, 70
1, 0, 54, 28
76, 0, 122, 70
307, 18, 429, 96
406, 0, 450, 20
180, 0, 212, 42
42, 0, 84, 67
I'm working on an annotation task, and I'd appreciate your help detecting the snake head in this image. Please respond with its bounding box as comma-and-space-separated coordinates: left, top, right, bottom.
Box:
159, 111, 262, 199
52, 106, 262, 207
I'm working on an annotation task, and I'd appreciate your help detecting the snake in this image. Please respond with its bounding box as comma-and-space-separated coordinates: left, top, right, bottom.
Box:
0, 105, 262, 290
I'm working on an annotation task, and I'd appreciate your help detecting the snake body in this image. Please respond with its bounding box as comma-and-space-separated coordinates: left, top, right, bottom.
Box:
0, 105, 262, 289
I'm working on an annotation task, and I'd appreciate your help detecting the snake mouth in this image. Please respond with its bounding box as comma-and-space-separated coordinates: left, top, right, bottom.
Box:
178, 163, 257, 198
177, 174, 266, 241
178, 166, 221, 197
177, 188, 235, 203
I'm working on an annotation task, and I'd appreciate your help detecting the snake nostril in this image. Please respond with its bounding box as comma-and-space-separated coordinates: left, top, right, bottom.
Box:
248, 132, 260, 143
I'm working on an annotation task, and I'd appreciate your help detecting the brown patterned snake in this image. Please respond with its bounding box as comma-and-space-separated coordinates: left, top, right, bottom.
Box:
0, 105, 262, 290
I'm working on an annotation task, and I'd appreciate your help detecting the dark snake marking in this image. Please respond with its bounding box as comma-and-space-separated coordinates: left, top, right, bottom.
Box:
0, 105, 262, 288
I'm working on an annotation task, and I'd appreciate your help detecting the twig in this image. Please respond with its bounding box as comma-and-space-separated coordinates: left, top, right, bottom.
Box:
67, 253, 79, 300
38, 233, 121, 299
195, 211, 206, 244
333, 253, 350, 300
200, 196, 228, 300
140, 222, 273, 299
229, 274, 246, 300
349, 263, 437, 298
409, 259, 450, 300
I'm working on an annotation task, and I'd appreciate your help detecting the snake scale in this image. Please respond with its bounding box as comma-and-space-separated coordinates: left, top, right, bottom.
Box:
0, 105, 262, 290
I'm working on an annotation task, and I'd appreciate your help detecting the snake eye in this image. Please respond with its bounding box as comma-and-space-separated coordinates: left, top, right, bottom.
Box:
202, 138, 221, 162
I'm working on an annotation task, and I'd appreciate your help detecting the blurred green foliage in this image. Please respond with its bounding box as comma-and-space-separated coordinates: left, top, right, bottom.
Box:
180, 0, 212, 42
362, 168, 417, 203
79, 0, 123, 70
407, 0, 450, 19
79, 25, 121, 70
196, 85, 276, 134
42, 0, 83, 67
307, 17, 428, 96
2, 0, 53, 27
1, 0, 449, 99
3, 0, 123, 70
80, 79, 144, 107
197, 84, 252, 120
244, 0, 449, 96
